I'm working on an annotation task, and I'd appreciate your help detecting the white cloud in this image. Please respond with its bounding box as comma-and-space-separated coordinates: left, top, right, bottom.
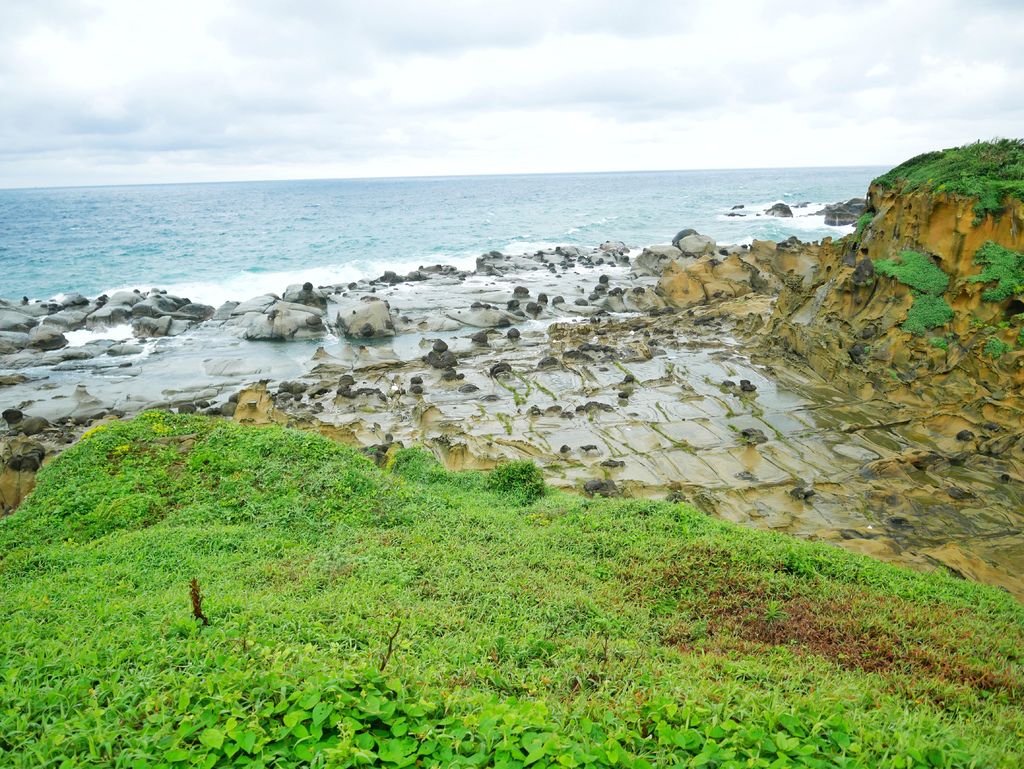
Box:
1, 0, 1022, 187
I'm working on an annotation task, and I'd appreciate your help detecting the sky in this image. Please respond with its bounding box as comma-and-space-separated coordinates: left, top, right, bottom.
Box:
1, 0, 1022, 188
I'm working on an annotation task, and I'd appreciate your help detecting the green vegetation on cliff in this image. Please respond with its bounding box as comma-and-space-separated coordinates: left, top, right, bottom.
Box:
875, 251, 955, 334
968, 241, 1024, 302
1, 413, 1023, 768
872, 139, 1024, 222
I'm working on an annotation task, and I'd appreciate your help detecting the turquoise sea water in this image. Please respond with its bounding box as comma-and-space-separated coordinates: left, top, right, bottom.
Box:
0, 167, 881, 304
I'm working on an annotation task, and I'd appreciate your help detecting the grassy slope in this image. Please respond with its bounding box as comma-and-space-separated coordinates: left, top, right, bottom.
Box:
1, 413, 1022, 768
872, 139, 1024, 221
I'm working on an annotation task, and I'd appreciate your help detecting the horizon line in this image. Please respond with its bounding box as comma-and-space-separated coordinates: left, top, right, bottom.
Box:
0, 162, 890, 193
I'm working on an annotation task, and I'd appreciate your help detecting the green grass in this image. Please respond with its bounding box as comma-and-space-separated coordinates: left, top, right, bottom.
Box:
874, 251, 954, 334
1, 413, 1023, 768
968, 242, 1024, 302
854, 213, 874, 241
872, 139, 1024, 222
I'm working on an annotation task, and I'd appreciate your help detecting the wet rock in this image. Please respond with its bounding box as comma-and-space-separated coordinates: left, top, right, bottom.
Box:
600, 459, 625, 468
537, 356, 559, 369
432, 339, 449, 353
507, 328, 521, 341
739, 379, 757, 392
559, 445, 571, 454
821, 198, 867, 226
525, 302, 542, 317
489, 362, 512, 378
471, 330, 490, 346
721, 380, 736, 389
580, 444, 599, 453
513, 286, 530, 298
955, 430, 975, 441
764, 203, 793, 218
441, 368, 459, 381
410, 384, 424, 395
458, 383, 480, 393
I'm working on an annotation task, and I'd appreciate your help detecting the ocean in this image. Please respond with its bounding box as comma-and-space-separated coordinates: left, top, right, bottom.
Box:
0, 166, 882, 304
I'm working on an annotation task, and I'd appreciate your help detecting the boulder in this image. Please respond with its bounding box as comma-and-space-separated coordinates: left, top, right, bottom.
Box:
676, 233, 717, 258
132, 315, 190, 338
1, 437, 46, 511
821, 198, 868, 226
283, 282, 329, 310
764, 203, 793, 218
0, 331, 30, 354
657, 254, 769, 308
39, 307, 91, 332
229, 300, 328, 341
0, 308, 36, 333
336, 298, 395, 339
632, 244, 682, 277
130, 294, 187, 318
26, 325, 68, 351
671, 228, 698, 246
445, 306, 517, 328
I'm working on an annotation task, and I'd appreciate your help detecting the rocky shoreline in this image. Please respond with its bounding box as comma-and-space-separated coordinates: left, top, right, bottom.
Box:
3, 187, 1023, 598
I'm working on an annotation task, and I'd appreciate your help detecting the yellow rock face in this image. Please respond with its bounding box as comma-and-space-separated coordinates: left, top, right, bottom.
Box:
657, 253, 776, 308
766, 188, 1024, 415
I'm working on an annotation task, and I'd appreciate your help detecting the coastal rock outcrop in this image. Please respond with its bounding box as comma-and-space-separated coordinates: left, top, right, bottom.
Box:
226, 297, 328, 341
765, 202, 793, 218
820, 197, 867, 226
335, 297, 395, 338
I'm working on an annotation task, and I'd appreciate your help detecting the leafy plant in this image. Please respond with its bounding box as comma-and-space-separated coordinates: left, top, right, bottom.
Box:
929, 337, 948, 350
764, 600, 788, 624
983, 338, 1012, 359
875, 251, 950, 295
903, 294, 956, 335
873, 139, 1024, 222
875, 251, 954, 334
486, 459, 546, 504
968, 241, 1024, 301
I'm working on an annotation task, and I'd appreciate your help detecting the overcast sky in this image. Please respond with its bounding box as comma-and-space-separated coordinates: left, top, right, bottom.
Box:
2, 0, 1022, 188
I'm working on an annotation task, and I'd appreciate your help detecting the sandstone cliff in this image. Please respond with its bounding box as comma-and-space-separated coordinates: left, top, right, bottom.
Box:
766, 184, 1024, 420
